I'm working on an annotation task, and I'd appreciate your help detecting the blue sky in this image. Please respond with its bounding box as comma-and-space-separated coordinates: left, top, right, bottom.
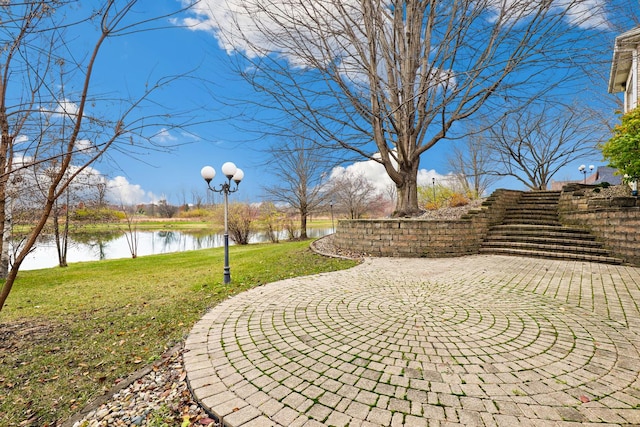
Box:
87, 7, 258, 204
84, 1, 628, 205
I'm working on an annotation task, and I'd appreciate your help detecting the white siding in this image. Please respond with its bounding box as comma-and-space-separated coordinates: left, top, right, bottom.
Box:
625, 47, 639, 112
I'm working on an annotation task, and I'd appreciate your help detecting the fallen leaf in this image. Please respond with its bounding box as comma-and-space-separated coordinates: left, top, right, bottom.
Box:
580, 395, 590, 403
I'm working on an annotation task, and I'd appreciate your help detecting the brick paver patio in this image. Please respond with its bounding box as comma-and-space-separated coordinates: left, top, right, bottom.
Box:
184, 255, 640, 426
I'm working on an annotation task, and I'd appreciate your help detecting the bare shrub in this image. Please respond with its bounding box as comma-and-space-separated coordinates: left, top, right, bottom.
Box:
223, 203, 258, 245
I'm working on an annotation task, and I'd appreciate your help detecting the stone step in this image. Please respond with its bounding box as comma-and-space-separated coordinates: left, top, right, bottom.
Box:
484, 234, 603, 248
503, 212, 560, 220
516, 203, 559, 208
518, 197, 561, 203
506, 205, 558, 211
518, 197, 560, 203
481, 240, 613, 256
501, 218, 561, 226
489, 224, 591, 235
520, 191, 561, 196
479, 190, 622, 265
520, 193, 560, 198
515, 201, 560, 207
478, 247, 623, 265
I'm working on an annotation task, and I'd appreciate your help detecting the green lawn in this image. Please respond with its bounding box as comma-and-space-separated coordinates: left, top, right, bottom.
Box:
0, 240, 357, 426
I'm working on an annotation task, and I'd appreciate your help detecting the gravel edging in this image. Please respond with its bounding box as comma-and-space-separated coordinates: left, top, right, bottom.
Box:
62, 343, 218, 427
61, 349, 173, 427
310, 234, 368, 260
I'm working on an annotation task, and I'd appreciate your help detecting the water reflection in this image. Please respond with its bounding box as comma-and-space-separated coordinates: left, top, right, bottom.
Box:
17, 228, 332, 271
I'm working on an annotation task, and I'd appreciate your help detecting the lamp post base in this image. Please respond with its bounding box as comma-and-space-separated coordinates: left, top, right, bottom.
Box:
223, 232, 231, 284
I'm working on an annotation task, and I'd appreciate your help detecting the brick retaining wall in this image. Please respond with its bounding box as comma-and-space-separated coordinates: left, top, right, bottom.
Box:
558, 186, 640, 266
334, 219, 480, 257
334, 189, 521, 258
335, 187, 640, 265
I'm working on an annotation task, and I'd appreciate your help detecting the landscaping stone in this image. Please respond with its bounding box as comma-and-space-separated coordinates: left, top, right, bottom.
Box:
65, 347, 218, 427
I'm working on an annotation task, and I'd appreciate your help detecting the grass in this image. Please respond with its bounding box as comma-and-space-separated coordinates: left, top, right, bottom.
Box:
60, 217, 334, 232
0, 240, 357, 426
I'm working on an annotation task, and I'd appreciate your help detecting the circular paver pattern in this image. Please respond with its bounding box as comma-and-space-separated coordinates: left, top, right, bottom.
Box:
185, 256, 640, 426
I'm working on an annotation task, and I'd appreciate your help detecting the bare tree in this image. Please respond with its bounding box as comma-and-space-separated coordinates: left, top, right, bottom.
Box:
191, 187, 206, 209
329, 171, 380, 219
487, 102, 604, 190
0, 1, 196, 312
94, 178, 108, 208
384, 184, 397, 211
52, 184, 72, 267
262, 136, 330, 239
156, 199, 178, 218
447, 134, 501, 198
120, 203, 139, 259
40, 164, 101, 267
185, 0, 613, 216
259, 201, 285, 243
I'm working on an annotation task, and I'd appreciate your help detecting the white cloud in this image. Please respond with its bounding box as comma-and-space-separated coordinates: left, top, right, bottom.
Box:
154, 128, 178, 143
177, 0, 365, 64
55, 99, 78, 116
39, 98, 80, 119
74, 139, 93, 152
329, 160, 390, 195
329, 157, 453, 195
551, 0, 610, 29
486, 0, 610, 30
107, 176, 156, 205
179, 0, 610, 64
12, 155, 34, 168
14, 135, 28, 145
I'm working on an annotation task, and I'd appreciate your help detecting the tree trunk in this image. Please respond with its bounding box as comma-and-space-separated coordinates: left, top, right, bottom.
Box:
54, 195, 69, 267
0, 195, 56, 312
299, 209, 308, 239
394, 181, 421, 217
54, 209, 64, 266
393, 162, 422, 217
0, 192, 11, 278
62, 203, 70, 265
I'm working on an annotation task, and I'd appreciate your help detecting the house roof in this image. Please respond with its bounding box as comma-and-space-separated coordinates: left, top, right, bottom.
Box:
594, 166, 622, 185
608, 26, 640, 94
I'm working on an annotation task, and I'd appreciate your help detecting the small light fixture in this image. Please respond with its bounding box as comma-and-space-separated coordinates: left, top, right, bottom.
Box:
578, 164, 593, 185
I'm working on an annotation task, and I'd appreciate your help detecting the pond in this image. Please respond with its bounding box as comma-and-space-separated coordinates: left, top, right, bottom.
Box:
17, 228, 333, 271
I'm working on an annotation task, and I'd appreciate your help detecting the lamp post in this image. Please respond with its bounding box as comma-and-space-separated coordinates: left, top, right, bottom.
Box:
330, 199, 335, 234
201, 162, 244, 284
432, 177, 436, 204
578, 164, 594, 185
